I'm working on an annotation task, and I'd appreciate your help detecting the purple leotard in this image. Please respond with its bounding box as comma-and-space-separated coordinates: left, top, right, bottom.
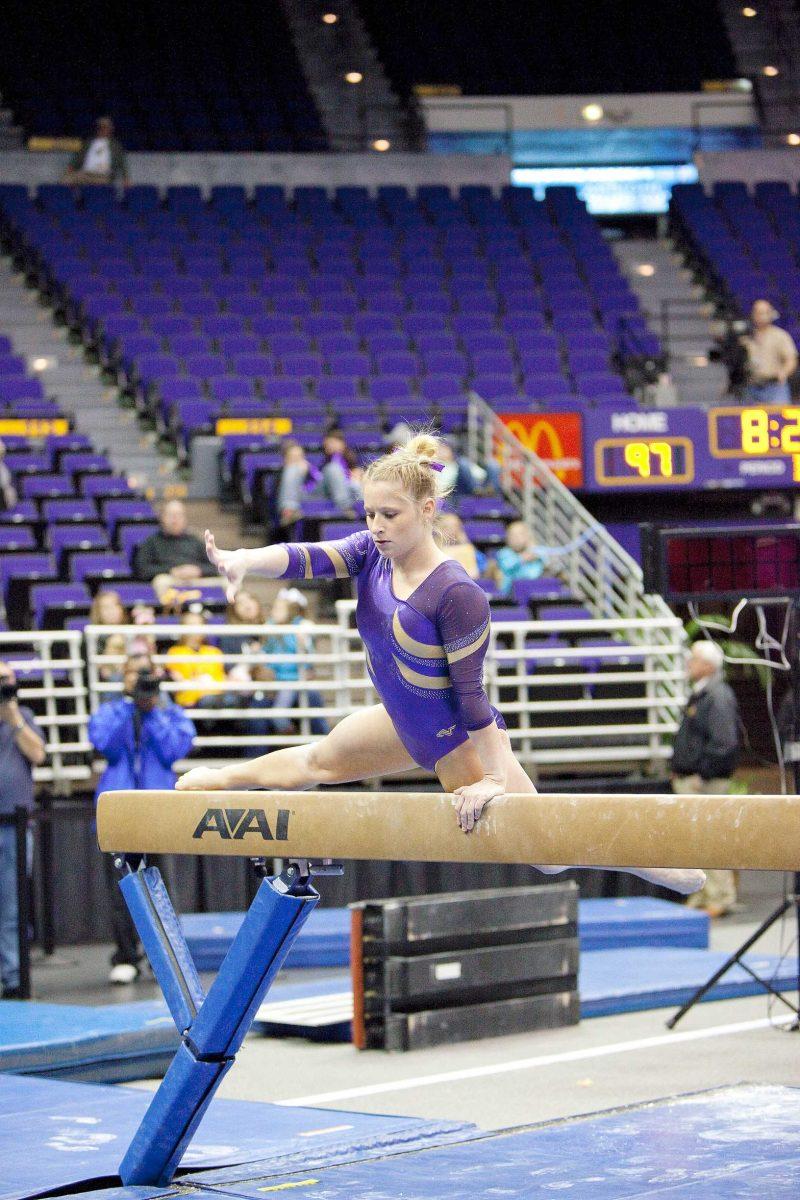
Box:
279, 530, 505, 769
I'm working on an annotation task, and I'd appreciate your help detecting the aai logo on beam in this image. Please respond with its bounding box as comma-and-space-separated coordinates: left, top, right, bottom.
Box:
192, 807, 291, 841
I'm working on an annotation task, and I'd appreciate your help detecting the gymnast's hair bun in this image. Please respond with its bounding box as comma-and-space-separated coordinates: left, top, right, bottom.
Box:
405, 433, 440, 462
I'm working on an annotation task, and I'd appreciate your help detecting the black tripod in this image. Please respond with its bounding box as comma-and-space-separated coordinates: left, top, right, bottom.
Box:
667, 597, 800, 1030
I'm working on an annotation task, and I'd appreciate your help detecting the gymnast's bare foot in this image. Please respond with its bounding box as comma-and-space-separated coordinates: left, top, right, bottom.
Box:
176, 767, 228, 791
628, 867, 706, 895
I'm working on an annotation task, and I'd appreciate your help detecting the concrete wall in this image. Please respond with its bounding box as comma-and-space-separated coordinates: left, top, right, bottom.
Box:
422, 92, 756, 133
696, 149, 800, 187
0, 151, 512, 195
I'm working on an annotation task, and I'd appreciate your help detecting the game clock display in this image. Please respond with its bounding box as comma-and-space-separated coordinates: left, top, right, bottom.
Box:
580, 405, 800, 492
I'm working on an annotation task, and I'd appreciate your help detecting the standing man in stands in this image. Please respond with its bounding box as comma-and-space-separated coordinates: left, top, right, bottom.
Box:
672, 641, 740, 918
134, 500, 218, 602
742, 299, 797, 406
0, 660, 46, 998
63, 116, 128, 187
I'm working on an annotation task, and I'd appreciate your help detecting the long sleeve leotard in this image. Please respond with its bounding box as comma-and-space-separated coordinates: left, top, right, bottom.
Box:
279, 531, 504, 769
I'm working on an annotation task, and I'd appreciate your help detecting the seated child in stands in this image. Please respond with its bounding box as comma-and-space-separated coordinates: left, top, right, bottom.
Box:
277, 431, 362, 527
260, 588, 329, 736
165, 610, 229, 711
438, 512, 487, 581
90, 590, 131, 654
492, 520, 548, 597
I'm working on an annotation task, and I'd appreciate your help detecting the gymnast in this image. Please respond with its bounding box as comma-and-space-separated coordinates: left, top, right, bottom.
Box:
176, 434, 704, 896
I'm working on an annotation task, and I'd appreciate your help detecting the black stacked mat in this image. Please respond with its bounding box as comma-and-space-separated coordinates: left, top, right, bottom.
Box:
351, 882, 580, 1051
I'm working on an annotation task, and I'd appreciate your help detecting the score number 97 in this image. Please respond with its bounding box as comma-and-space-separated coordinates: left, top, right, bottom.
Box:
622, 441, 674, 478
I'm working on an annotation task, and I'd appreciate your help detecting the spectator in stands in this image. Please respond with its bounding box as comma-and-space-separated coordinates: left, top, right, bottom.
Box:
741, 300, 798, 406
277, 432, 362, 525
437, 440, 500, 497
672, 640, 740, 919
63, 116, 129, 186
89, 652, 195, 983
90, 589, 129, 651
258, 588, 329, 736
134, 500, 216, 601
492, 520, 548, 597
165, 611, 229, 711
0, 660, 45, 998
438, 512, 486, 580
98, 632, 127, 683
0, 441, 18, 510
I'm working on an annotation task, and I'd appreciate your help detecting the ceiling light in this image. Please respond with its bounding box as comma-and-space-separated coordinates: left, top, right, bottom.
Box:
581, 103, 604, 123
741, 6, 757, 15
787, 133, 800, 145
372, 138, 391, 152
635, 263, 656, 277
344, 71, 363, 84
321, 12, 339, 23
763, 65, 779, 76
692, 355, 709, 367
31, 357, 51, 371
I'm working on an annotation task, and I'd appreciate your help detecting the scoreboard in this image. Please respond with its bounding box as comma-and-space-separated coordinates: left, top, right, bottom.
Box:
501, 406, 800, 492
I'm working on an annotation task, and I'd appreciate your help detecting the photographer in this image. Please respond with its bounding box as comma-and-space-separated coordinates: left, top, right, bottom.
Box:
89, 653, 195, 984
0, 661, 45, 999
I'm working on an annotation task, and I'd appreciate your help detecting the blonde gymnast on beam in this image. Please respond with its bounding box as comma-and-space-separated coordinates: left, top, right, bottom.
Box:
176, 434, 704, 897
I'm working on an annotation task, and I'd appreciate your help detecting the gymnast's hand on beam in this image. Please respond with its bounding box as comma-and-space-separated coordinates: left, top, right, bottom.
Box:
205, 530, 249, 602
453, 777, 505, 833
175, 766, 227, 791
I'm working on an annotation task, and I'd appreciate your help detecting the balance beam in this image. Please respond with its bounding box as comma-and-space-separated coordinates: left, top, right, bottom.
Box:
97, 790, 800, 870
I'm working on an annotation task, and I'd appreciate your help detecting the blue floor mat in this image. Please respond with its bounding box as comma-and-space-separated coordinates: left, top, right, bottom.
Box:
177, 1085, 800, 1200
580, 947, 800, 1016
0, 1000, 179, 1082
0, 1074, 472, 1200
181, 897, 709, 972
252, 946, 800, 1039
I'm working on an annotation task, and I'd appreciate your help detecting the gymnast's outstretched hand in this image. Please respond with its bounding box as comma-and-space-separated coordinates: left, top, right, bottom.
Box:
205, 530, 250, 602
176, 766, 228, 791
453, 777, 505, 833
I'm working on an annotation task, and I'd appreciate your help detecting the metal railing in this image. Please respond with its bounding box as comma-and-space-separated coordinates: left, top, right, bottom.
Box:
466, 392, 683, 624
80, 609, 683, 777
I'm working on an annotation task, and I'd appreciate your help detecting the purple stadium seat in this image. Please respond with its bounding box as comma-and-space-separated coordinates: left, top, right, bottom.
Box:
0, 526, 36, 552
279, 352, 323, 380
71, 551, 132, 586
232, 353, 277, 378
0, 502, 38, 525
512, 578, 572, 605
119, 523, 160, 562
49, 523, 110, 564
42, 499, 98, 525
0, 377, 45, 404
538, 605, 593, 622
81, 475, 133, 499
31, 582, 91, 628
103, 498, 157, 537
20, 474, 73, 501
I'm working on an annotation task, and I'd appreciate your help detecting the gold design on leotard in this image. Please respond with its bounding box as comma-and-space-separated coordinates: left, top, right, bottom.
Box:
393, 655, 451, 689
297, 546, 313, 580
446, 622, 490, 665
391, 609, 446, 658
318, 543, 350, 578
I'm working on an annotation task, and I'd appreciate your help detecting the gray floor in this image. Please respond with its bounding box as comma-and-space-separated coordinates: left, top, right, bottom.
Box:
30, 869, 800, 1132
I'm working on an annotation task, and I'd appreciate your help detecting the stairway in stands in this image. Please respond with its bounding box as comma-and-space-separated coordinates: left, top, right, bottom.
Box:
0, 257, 171, 493
718, 0, 800, 145
280, 0, 422, 151
613, 237, 729, 405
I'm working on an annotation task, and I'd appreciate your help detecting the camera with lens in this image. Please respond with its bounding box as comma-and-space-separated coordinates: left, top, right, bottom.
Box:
132, 669, 161, 706
0, 679, 18, 703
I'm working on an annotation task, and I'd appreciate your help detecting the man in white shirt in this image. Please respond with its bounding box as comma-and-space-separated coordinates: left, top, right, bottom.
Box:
63, 117, 128, 186
741, 299, 798, 406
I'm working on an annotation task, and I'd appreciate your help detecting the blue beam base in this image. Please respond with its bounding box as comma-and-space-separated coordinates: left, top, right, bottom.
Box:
116, 861, 319, 1187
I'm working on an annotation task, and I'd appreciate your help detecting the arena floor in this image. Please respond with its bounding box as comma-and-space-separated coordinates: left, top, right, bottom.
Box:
32, 869, 800, 1135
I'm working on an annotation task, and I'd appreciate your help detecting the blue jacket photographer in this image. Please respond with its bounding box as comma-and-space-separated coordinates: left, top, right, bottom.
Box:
89, 653, 196, 793
89, 652, 195, 984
